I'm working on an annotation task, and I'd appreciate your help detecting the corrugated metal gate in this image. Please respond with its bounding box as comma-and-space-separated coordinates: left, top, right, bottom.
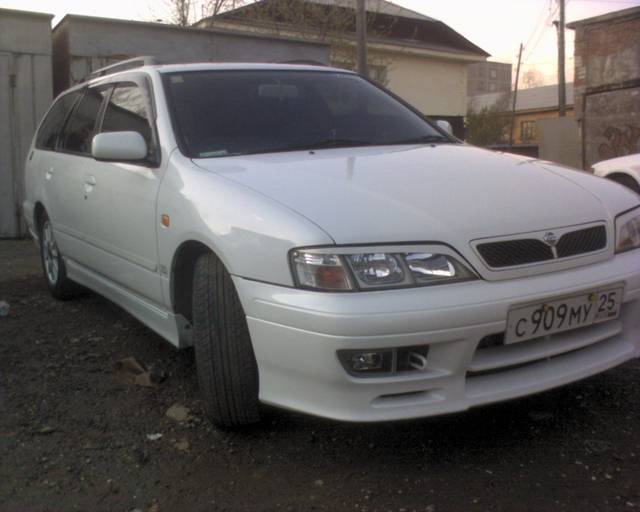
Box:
0, 52, 17, 237
0, 9, 53, 238
0, 52, 52, 237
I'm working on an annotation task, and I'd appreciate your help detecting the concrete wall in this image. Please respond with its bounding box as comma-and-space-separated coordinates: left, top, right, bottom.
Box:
53, 16, 330, 94
512, 107, 575, 145
0, 9, 53, 238
571, 7, 640, 168
383, 51, 469, 117
537, 117, 582, 169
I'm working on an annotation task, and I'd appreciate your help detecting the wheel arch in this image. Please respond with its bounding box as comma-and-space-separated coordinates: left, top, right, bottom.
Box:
33, 201, 46, 236
605, 171, 640, 192
170, 240, 219, 325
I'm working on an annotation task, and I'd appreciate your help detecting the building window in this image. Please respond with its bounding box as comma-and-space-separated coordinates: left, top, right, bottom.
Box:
521, 120, 536, 142
490, 68, 497, 79
489, 82, 497, 92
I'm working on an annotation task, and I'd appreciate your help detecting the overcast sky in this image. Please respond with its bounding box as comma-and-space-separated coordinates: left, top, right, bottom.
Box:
3, 0, 639, 85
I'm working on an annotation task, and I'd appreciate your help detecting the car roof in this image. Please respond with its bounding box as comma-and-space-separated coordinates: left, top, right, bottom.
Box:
57, 62, 356, 99
154, 62, 353, 74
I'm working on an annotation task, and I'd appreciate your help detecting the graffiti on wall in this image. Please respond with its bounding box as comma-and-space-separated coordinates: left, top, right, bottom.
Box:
597, 125, 640, 160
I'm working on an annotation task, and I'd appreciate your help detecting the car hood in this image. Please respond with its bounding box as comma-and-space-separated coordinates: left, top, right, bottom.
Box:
192, 144, 639, 246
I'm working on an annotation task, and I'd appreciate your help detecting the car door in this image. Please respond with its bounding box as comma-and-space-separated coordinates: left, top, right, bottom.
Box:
78, 78, 164, 305
39, 87, 104, 259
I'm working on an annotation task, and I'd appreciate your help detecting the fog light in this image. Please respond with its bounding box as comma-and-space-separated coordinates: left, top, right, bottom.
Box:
352, 352, 383, 371
338, 350, 393, 375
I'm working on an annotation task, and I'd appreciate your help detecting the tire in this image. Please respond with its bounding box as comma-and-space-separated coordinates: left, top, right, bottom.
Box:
39, 212, 77, 300
610, 174, 640, 195
192, 252, 260, 427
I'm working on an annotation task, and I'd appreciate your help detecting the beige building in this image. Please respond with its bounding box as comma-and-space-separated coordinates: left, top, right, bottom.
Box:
195, 0, 489, 137
470, 83, 575, 146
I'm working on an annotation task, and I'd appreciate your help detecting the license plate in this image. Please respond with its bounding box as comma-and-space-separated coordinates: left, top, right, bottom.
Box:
505, 287, 623, 344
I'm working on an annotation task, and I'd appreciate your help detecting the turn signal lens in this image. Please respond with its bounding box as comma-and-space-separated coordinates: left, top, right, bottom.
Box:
292, 252, 353, 290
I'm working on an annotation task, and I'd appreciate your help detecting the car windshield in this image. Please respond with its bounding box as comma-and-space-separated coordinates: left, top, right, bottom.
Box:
163, 70, 452, 158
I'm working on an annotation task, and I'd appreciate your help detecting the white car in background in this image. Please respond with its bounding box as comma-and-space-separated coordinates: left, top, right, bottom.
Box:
23, 59, 640, 427
593, 153, 640, 194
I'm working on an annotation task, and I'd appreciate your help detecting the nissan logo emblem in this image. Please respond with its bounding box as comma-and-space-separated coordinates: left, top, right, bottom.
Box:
543, 232, 559, 247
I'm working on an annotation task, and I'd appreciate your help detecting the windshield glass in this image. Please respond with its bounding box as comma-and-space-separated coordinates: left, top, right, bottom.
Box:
164, 70, 451, 158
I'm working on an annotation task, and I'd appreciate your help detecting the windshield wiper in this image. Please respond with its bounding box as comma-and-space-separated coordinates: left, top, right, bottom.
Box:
290, 138, 375, 151
242, 138, 375, 156
389, 134, 452, 145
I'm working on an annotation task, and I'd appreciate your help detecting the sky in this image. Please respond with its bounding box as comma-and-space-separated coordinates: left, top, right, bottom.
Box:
2, 0, 639, 86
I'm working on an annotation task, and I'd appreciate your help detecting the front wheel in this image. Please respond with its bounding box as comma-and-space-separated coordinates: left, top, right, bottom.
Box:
192, 252, 261, 428
39, 213, 76, 300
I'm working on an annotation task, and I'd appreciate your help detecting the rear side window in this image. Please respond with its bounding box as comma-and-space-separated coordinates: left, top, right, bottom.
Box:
101, 83, 154, 159
35, 91, 82, 150
59, 87, 108, 155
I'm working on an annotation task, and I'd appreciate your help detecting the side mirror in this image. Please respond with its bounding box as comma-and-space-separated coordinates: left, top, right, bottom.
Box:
436, 120, 453, 135
92, 131, 148, 161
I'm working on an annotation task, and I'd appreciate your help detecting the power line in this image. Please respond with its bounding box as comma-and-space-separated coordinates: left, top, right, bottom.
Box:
524, 2, 551, 50
522, 0, 561, 64
571, 0, 638, 3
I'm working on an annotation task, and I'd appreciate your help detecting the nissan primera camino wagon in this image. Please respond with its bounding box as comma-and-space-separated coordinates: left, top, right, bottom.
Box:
24, 58, 640, 426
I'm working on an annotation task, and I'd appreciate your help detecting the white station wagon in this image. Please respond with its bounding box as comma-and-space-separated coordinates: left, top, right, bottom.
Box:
24, 59, 640, 427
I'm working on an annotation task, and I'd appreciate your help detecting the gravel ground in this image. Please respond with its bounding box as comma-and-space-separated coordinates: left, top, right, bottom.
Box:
1, 239, 640, 512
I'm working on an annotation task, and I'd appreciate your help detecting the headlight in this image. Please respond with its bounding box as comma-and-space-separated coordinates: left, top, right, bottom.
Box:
615, 207, 640, 253
291, 246, 477, 291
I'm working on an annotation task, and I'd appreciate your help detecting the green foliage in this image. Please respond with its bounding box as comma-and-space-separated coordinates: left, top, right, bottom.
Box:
466, 94, 511, 147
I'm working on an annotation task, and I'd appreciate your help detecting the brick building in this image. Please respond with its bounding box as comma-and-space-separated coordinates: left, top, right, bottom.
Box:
568, 6, 640, 168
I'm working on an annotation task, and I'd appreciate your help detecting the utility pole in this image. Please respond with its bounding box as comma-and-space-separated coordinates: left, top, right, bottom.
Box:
509, 43, 524, 149
556, 0, 567, 116
356, 0, 369, 78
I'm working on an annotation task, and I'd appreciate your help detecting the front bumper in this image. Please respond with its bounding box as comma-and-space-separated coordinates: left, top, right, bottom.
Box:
233, 250, 640, 422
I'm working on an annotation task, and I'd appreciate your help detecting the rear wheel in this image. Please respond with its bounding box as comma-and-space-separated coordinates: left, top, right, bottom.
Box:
609, 174, 640, 194
39, 213, 76, 300
192, 252, 261, 427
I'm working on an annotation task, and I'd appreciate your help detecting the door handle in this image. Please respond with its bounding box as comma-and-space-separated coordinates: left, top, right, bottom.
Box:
45, 167, 54, 180
85, 176, 97, 186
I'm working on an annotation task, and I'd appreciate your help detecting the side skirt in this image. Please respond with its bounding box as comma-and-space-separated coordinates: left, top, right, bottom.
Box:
65, 258, 189, 348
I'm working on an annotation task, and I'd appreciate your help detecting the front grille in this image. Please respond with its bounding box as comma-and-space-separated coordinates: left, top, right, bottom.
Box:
556, 225, 607, 258
476, 225, 607, 268
477, 239, 553, 268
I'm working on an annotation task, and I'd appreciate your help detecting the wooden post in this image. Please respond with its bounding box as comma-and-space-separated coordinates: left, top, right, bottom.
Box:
356, 0, 369, 78
509, 43, 524, 149
557, 0, 567, 116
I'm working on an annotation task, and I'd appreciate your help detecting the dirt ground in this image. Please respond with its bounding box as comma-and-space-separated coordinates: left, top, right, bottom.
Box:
1, 239, 640, 512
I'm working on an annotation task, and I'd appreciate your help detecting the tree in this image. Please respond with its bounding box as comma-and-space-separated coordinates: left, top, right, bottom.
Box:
201, 0, 250, 19
522, 67, 544, 89
164, 0, 249, 26
466, 93, 511, 147
168, 0, 192, 26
